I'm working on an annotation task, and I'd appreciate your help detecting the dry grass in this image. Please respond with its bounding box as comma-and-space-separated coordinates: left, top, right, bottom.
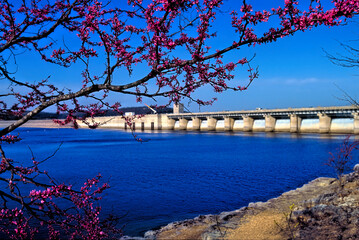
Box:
156, 225, 208, 240
224, 210, 286, 240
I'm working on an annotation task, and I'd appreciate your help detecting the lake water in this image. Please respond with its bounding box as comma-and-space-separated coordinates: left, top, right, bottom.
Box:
1, 128, 354, 237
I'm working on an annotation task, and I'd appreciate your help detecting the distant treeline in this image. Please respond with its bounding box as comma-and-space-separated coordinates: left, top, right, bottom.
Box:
0, 106, 173, 120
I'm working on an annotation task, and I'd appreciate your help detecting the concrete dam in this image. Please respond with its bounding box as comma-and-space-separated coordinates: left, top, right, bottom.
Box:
79, 105, 359, 134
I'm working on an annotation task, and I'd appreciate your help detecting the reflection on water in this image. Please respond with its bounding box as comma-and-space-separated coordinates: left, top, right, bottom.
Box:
1, 128, 356, 236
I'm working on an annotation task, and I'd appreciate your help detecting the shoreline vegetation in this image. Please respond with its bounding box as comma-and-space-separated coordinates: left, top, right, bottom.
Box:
139, 169, 359, 240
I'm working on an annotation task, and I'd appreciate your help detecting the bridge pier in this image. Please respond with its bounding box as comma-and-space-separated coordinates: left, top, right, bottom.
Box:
192, 117, 201, 131
224, 117, 234, 131
243, 116, 254, 132
353, 113, 359, 134
265, 115, 276, 132
318, 113, 331, 134
207, 117, 217, 131
178, 118, 188, 130
289, 114, 301, 133
162, 117, 175, 130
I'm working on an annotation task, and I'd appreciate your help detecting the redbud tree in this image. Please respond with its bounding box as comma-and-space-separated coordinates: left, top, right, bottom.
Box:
0, 0, 358, 238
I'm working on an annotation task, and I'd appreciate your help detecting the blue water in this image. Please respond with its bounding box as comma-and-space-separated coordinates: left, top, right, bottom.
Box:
1, 128, 353, 236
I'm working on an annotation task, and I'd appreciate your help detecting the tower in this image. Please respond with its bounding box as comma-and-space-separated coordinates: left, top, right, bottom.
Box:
173, 103, 184, 114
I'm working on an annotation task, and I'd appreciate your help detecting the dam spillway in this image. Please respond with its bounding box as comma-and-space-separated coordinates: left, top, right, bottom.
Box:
76, 105, 359, 134
3, 105, 357, 134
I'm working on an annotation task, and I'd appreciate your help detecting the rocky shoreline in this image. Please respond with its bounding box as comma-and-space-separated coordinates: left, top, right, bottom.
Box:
130, 168, 359, 240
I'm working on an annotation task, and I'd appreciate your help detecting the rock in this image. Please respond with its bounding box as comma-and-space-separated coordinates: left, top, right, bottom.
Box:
201, 230, 223, 240
247, 201, 265, 209
143, 230, 156, 240
353, 164, 359, 173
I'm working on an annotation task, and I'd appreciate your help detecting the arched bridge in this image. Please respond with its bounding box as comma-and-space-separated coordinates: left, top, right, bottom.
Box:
165, 106, 359, 134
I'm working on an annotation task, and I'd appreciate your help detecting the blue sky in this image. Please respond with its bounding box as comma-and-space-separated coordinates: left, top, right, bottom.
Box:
191, 0, 359, 112
116, 1, 359, 112
4, 0, 359, 113
198, 18, 359, 112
